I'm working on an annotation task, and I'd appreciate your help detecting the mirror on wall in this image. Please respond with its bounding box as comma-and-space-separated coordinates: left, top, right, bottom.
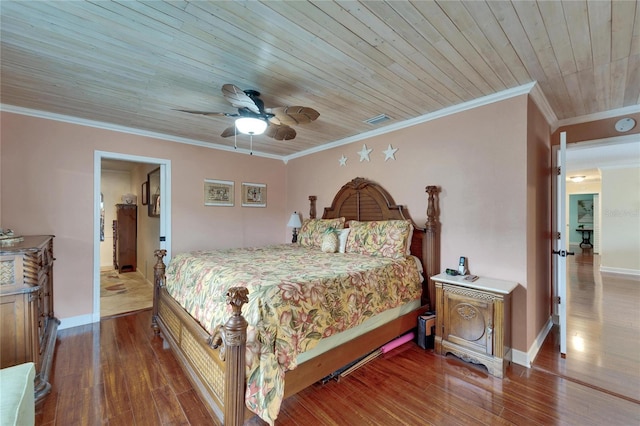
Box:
147, 167, 160, 217
100, 193, 105, 241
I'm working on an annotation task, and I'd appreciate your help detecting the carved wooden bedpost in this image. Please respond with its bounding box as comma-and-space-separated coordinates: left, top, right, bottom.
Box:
309, 195, 317, 219
221, 287, 249, 426
151, 249, 167, 334
424, 186, 440, 311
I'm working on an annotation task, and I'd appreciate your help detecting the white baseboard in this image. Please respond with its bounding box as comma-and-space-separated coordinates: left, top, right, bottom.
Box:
58, 314, 98, 330
511, 316, 554, 368
600, 266, 640, 277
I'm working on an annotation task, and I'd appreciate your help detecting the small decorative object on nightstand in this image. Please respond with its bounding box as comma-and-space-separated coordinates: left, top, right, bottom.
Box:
287, 212, 302, 243
432, 272, 518, 378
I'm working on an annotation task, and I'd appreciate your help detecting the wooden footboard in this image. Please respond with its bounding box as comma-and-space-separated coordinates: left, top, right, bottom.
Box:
150, 179, 441, 425
152, 251, 252, 424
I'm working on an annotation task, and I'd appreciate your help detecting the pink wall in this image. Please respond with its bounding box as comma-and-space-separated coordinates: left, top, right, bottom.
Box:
1, 112, 287, 320
287, 96, 529, 278
286, 95, 542, 353
524, 97, 552, 351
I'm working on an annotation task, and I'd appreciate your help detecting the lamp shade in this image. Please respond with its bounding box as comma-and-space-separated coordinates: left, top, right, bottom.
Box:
287, 212, 302, 228
235, 117, 268, 135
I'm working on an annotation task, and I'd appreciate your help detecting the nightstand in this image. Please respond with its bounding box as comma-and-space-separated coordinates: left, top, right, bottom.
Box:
432, 273, 518, 378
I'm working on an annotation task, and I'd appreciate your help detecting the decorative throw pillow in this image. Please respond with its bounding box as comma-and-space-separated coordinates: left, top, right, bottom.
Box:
345, 220, 413, 258
321, 229, 339, 253
298, 218, 346, 248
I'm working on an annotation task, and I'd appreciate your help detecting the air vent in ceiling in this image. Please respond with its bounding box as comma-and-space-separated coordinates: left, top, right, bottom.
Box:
364, 114, 391, 125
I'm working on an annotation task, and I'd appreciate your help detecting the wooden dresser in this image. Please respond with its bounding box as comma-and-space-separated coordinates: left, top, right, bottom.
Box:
0, 235, 58, 403
432, 272, 517, 378
116, 204, 137, 273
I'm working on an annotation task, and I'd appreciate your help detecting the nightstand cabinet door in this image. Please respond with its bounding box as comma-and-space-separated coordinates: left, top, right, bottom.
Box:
443, 288, 494, 356
433, 273, 515, 379
0, 290, 39, 369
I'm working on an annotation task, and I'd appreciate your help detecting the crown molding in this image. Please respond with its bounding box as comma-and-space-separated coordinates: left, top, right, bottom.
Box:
2, 81, 550, 163
283, 82, 537, 162
0, 104, 282, 160
555, 104, 640, 130
528, 82, 558, 127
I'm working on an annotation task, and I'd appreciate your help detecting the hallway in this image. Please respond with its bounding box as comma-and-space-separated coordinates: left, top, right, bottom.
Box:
533, 249, 640, 403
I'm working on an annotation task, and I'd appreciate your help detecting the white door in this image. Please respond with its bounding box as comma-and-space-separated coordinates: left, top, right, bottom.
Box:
553, 132, 572, 356
593, 193, 600, 254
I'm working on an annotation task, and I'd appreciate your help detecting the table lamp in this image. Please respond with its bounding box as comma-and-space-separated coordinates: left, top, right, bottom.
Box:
287, 212, 302, 243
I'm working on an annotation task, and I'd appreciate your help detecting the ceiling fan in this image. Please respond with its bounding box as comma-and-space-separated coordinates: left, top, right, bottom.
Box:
177, 84, 320, 141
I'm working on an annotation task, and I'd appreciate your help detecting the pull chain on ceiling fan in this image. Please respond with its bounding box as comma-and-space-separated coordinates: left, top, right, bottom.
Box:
231, 123, 254, 155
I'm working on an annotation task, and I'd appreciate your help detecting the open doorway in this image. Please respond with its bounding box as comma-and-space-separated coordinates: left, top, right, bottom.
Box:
535, 137, 640, 402
93, 151, 171, 322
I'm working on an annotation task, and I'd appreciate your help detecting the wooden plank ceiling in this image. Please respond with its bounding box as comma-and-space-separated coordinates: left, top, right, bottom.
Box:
1, 1, 638, 158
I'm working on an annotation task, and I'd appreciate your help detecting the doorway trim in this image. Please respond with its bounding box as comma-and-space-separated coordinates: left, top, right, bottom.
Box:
93, 151, 172, 323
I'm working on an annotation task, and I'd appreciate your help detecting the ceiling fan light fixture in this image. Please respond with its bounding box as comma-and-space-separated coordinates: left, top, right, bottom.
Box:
235, 117, 267, 135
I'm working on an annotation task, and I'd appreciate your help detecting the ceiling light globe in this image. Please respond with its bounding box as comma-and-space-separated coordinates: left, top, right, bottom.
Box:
235, 117, 267, 135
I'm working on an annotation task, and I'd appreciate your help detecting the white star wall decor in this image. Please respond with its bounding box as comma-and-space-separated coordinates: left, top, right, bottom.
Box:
358, 144, 373, 162
383, 144, 398, 161
339, 155, 347, 166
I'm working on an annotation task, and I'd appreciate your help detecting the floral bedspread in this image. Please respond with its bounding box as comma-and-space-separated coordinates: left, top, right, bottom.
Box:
164, 244, 421, 425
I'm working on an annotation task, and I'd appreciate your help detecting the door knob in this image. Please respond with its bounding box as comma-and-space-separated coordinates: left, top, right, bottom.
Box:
552, 250, 575, 257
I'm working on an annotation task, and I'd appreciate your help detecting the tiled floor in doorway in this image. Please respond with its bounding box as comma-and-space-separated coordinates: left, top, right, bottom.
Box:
100, 269, 153, 318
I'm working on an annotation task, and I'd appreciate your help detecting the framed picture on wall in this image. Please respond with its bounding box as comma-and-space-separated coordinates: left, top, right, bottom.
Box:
141, 181, 149, 206
204, 179, 234, 206
577, 199, 593, 223
241, 182, 266, 207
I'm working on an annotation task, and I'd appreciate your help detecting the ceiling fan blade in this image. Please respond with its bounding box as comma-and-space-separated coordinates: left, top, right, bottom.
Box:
175, 109, 233, 117
267, 106, 320, 126
220, 126, 237, 138
265, 124, 297, 141
222, 84, 260, 114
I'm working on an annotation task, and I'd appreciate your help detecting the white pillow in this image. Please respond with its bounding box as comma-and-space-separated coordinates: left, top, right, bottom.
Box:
338, 228, 350, 253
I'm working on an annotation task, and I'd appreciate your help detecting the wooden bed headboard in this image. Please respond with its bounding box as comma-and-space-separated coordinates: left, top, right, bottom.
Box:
309, 177, 440, 308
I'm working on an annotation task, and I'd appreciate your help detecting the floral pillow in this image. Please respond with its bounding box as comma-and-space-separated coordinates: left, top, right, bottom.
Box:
345, 220, 413, 258
297, 218, 345, 248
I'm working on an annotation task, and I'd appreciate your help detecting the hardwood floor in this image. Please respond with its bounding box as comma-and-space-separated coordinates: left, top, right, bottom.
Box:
37, 307, 639, 425
532, 249, 640, 403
